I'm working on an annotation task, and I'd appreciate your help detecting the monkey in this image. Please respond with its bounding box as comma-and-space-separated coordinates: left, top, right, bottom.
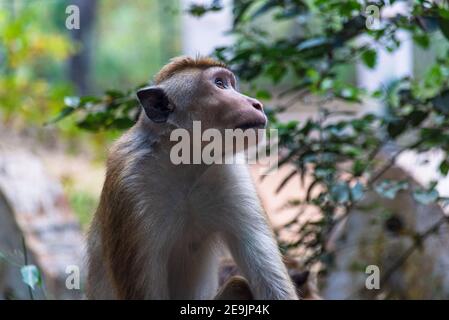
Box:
218, 257, 322, 299
86, 56, 298, 300
215, 276, 254, 300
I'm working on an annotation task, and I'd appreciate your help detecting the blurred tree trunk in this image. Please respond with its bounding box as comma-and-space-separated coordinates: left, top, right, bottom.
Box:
68, 0, 98, 95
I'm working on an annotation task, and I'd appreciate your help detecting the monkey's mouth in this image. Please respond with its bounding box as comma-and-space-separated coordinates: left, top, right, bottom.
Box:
235, 120, 266, 130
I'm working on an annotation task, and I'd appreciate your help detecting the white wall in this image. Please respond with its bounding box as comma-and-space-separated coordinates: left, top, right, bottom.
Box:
180, 0, 234, 56
357, 2, 413, 92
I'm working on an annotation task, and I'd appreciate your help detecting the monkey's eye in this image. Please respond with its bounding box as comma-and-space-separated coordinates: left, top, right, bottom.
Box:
214, 78, 226, 89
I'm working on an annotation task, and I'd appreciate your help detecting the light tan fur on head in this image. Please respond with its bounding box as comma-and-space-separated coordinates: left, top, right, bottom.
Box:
154, 56, 228, 84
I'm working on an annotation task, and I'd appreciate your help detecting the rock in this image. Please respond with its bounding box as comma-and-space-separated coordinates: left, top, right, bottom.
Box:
0, 149, 85, 299
250, 156, 449, 299
321, 166, 449, 299
0, 190, 46, 299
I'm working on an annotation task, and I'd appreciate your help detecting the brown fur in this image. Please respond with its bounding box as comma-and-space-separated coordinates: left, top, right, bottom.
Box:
88, 134, 148, 299
215, 276, 253, 300
154, 56, 228, 84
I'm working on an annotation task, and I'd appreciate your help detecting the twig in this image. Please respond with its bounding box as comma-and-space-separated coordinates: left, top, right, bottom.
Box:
21, 236, 34, 300
334, 140, 423, 228
367, 140, 423, 186
380, 215, 448, 284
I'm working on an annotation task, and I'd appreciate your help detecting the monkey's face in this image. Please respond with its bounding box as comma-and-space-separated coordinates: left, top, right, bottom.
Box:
192, 67, 267, 132
136, 67, 266, 133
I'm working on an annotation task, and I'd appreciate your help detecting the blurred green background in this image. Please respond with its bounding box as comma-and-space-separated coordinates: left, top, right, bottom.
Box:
0, 0, 182, 227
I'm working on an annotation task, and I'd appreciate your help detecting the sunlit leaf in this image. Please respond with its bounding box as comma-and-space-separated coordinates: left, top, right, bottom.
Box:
297, 37, 329, 51
330, 182, 350, 204
63, 96, 80, 108
374, 180, 409, 199
351, 182, 365, 201
413, 188, 439, 205
21, 265, 41, 290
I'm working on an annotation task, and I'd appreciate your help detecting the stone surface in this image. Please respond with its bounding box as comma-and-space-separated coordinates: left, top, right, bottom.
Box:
321, 166, 449, 299
251, 161, 449, 299
0, 147, 85, 299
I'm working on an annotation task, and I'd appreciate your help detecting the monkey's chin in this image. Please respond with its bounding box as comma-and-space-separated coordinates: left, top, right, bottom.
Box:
235, 121, 266, 130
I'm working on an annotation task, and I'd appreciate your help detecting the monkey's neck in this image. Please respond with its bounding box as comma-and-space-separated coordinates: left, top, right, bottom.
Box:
133, 118, 213, 183
137, 115, 175, 141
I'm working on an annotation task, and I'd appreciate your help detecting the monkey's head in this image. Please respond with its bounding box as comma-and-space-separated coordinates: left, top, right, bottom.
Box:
136, 56, 266, 133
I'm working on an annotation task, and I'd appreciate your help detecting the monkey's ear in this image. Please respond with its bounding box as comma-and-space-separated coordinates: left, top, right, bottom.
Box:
136, 86, 173, 123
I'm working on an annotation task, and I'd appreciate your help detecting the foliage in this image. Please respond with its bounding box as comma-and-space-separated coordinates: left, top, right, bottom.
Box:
68, 190, 99, 228
189, 0, 449, 270
0, 2, 182, 155
53, 0, 449, 277
0, 5, 73, 126
93, 0, 181, 90
50, 87, 143, 131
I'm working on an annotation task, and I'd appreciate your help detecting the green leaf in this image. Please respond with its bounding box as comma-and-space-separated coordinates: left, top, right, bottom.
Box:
352, 159, 365, 177
315, 167, 335, 180
439, 17, 449, 41
256, 89, 272, 100
266, 63, 287, 83
188, 3, 222, 17
110, 118, 135, 130
320, 78, 334, 91
386, 119, 407, 138
80, 96, 102, 104
21, 265, 41, 290
351, 182, 365, 202
439, 159, 449, 176
438, 7, 449, 20
336, 86, 362, 102
413, 188, 439, 205
374, 180, 408, 199
361, 49, 377, 69
413, 33, 430, 49
188, 5, 207, 17
297, 37, 329, 51
371, 89, 383, 99
341, 145, 362, 157
46, 106, 75, 124
63, 96, 80, 108
251, 0, 278, 20
432, 90, 449, 115
105, 89, 125, 99
330, 182, 350, 204
77, 112, 108, 131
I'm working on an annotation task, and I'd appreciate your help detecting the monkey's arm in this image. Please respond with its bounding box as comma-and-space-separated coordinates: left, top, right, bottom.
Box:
94, 168, 172, 300
201, 164, 298, 300
222, 210, 298, 300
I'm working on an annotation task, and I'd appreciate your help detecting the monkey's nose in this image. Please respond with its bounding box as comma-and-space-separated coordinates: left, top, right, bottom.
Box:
250, 98, 263, 112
